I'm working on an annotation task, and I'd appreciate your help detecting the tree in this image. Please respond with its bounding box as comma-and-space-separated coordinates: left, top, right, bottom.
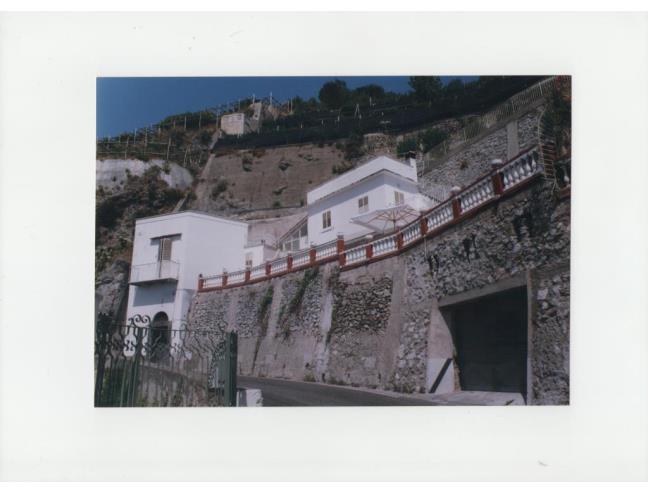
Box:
408, 76, 443, 105
318, 79, 351, 109
353, 84, 385, 103
443, 78, 465, 104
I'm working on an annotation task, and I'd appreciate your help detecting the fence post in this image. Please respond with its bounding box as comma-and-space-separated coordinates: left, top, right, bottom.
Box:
450, 186, 462, 219
336, 234, 346, 266
490, 159, 505, 195
365, 242, 373, 260
309, 244, 316, 264
224, 332, 238, 407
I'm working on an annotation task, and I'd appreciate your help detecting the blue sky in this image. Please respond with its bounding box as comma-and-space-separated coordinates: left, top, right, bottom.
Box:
97, 76, 476, 138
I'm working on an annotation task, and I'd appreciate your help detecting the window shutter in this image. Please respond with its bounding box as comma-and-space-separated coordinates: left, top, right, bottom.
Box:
159, 237, 172, 261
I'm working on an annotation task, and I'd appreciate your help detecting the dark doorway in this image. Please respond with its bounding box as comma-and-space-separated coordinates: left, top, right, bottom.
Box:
150, 311, 170, 363
444, 287, 527, 394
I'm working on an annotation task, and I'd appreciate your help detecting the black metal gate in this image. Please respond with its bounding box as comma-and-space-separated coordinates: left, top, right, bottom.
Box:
94, 314, 238, 407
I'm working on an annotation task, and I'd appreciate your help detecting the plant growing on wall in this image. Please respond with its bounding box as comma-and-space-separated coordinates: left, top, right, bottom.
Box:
277, 268, 319, 339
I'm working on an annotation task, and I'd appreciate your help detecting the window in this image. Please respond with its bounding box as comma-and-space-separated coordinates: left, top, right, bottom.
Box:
158, 237, 173, 261
280, 222, 309, 252
358, 196, 369, 213
322, 210, 332, 229
394, 191, 405, 206
245, 253, 253, 268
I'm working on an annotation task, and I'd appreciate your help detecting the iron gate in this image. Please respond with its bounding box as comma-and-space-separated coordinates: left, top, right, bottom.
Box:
94, 313, 238, 407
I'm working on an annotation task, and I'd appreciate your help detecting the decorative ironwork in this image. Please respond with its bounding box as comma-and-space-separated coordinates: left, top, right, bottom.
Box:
94, 314, 236, 407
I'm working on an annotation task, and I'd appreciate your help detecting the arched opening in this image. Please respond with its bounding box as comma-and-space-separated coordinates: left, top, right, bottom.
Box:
149, 311, 170, 363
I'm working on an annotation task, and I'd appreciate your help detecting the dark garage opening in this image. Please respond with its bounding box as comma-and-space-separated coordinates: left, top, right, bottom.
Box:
443, 287, 528, 394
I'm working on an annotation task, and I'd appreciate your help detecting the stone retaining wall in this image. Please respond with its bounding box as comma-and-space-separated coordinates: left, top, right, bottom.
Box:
186, 178, 570, 404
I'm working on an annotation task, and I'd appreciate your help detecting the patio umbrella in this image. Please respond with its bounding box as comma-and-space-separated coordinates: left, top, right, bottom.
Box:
350, 204, 421, 234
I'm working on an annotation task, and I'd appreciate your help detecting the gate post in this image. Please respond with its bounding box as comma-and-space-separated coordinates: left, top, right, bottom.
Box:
224, 332, 238, 407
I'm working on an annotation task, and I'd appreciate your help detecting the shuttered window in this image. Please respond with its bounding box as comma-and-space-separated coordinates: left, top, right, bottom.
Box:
158, 237, 173, 261
322, 210, 332, 229
358, 196, 369, 213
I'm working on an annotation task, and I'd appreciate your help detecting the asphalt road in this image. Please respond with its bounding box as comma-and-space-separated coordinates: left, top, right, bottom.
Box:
238, 376, 435, 406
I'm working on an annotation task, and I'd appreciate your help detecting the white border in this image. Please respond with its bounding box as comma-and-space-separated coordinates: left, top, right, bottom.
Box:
0, 12, 647, 481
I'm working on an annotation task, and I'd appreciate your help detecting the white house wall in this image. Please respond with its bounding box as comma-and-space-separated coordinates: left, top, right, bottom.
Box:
126, 212, 248, 327
306, 155, 417, 204
244, 243, 277, 267
307, 173, 381, 244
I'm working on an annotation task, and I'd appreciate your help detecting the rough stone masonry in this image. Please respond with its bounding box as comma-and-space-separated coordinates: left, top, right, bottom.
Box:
186, 105, 570, 405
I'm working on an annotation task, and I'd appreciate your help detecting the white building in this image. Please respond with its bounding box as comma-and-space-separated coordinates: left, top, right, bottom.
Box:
305, 155, 437, 246
125, 211, 249, 331
220, 113, 246, 136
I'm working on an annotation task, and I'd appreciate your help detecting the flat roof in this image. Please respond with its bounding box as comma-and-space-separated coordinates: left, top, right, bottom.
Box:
134, 209, 248, 227
306, 155, 417, 205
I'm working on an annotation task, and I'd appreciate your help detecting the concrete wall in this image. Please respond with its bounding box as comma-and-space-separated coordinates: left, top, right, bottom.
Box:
186, 177, 570, 404
221, 113, 246, 136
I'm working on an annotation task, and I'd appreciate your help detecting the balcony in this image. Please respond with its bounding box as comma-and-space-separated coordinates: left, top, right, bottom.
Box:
129, 260, 180, 286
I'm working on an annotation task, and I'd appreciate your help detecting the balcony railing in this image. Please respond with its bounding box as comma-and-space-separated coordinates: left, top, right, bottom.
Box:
130, 260, 179, 285
198, 146, 544, 291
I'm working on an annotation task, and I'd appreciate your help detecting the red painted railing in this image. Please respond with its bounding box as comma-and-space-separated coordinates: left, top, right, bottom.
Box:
198, 146, 542, 292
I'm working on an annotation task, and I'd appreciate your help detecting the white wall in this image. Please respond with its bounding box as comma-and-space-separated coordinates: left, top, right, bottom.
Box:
126, 211, 248, 327
306, 155, 417, 204
307, 172, 422, 245
244, 243, 277, 267
220, 113, 245, 135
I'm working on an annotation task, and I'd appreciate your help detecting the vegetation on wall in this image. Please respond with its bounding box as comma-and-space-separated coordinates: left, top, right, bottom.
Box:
277, 268, 319, 339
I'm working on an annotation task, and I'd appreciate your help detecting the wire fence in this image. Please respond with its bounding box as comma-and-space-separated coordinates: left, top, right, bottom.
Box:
416, 76, 565, 176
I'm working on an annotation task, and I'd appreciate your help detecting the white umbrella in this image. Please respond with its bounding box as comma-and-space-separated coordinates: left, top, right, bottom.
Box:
350, 204, 421, 234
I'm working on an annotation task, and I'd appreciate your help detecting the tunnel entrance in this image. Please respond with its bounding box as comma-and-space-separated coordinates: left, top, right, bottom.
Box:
443, 287, 528, 394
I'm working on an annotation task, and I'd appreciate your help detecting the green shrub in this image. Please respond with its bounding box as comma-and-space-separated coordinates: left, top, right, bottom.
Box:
396, 138, 418, 156
419, 128, 447, 153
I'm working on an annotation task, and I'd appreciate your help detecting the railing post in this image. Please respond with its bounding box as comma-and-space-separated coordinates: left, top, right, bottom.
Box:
490, 159, 505, 195
366, 243, 373, 260
265, 261, 271, 277
287, 254, 293, 271
337, 234, 346, 267
198, 274, 204, 290
396, 232, 404, 250
336, 234, 345, 266
309, 244, 316, 264
222, 271, 228, 287
420, 216, 428, 236
450, 186, 462, 219
244, 268, 251, 282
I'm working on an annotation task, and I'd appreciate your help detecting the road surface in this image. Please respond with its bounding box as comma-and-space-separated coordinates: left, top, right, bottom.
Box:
238, 376, 436, 406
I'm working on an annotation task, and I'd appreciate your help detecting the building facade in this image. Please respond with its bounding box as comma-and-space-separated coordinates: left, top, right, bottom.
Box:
125, 211, 249, 331
305, 155, 436, 245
